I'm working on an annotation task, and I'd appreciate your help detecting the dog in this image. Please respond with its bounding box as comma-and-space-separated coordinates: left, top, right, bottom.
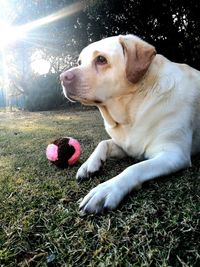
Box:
60, 34, 200, 214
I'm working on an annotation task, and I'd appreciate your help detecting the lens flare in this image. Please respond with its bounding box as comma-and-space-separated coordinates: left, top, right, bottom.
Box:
0, 1, 85, 107
21, 2, 84, 33
1, 24, 27, 48
0, 1, 84, 48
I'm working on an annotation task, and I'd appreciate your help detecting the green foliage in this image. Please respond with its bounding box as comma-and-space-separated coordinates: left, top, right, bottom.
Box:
85, 0, 200, 69
7, 0, 200, 69
25, 73, 66, 111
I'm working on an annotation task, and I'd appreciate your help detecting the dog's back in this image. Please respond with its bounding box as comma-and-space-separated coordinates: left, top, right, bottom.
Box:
174, 61, 200, 155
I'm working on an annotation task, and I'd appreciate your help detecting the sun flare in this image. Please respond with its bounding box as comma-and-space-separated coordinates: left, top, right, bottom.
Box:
31, 59, 50, 75
0, 1, 85, 89
0, 1, 84, 48
0, 22, 26, 48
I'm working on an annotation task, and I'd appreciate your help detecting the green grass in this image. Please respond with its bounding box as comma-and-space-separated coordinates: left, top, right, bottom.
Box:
0, 108, 199, 267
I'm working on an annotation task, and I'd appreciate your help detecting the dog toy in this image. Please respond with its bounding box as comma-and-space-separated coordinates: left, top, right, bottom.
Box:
46, 137, 81, 168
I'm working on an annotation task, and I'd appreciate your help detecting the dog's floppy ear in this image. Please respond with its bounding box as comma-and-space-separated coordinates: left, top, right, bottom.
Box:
119, 35, 156, 83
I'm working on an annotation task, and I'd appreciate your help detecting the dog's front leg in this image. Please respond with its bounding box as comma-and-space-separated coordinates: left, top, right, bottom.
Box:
79, 148, 191, 213
76, 139, 126, 181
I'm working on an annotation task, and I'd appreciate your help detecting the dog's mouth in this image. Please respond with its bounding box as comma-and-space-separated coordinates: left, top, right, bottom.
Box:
62, 84, 77, 103
62, 83, 103, 105
65, 92, 77, 103
64, 90, 85, 104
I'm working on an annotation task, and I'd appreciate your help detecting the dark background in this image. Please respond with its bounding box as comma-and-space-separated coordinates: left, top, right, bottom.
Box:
1, 0, 200, 110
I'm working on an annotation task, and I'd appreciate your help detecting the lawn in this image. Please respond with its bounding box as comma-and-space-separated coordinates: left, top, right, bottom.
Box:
0, 108, 199, 267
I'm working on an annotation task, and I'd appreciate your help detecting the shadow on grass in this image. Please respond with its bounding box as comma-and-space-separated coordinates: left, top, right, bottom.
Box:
0, 109, 199, 266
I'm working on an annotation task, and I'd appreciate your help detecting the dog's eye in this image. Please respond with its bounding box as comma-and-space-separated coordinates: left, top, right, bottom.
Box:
96, 55, 107, 65
78, 59, 81, 66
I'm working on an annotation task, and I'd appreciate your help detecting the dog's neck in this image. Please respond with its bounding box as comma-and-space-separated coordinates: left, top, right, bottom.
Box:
98, 105, 118, 128
97, 94, 134, 128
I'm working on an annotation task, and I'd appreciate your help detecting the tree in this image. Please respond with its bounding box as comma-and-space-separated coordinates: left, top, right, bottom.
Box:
85, 0, 200, 69
1, 0, 200, 110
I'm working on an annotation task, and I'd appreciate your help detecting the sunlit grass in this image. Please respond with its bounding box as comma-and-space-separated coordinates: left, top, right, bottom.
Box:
0, 109, 199, 266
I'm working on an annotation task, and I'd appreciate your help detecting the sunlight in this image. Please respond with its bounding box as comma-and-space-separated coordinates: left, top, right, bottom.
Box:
31, 59, 50, 75
1, 47, 9, 107
20, 2, 84, 33
0, 1, 84, 48
0, 1, 84, 100
0, 22, 26, 48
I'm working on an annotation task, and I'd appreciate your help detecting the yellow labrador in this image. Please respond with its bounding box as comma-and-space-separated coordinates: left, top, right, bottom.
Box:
60, 34, 200, 213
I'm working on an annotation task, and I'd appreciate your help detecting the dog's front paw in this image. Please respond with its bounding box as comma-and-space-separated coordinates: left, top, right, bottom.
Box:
76, 159, 103, 181
79, 179, 124, 213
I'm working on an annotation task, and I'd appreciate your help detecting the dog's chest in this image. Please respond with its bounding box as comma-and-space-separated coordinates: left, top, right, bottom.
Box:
106, 124, 148, 158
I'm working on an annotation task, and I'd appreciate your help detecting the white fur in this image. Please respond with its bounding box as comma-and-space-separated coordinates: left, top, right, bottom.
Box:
62, 35, 200, 213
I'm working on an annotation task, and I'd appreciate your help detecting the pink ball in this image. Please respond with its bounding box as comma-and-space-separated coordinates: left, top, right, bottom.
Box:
46, 137, 81, 167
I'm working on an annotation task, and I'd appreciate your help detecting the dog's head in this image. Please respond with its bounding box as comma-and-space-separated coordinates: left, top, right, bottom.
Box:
60, 34, 156, 105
